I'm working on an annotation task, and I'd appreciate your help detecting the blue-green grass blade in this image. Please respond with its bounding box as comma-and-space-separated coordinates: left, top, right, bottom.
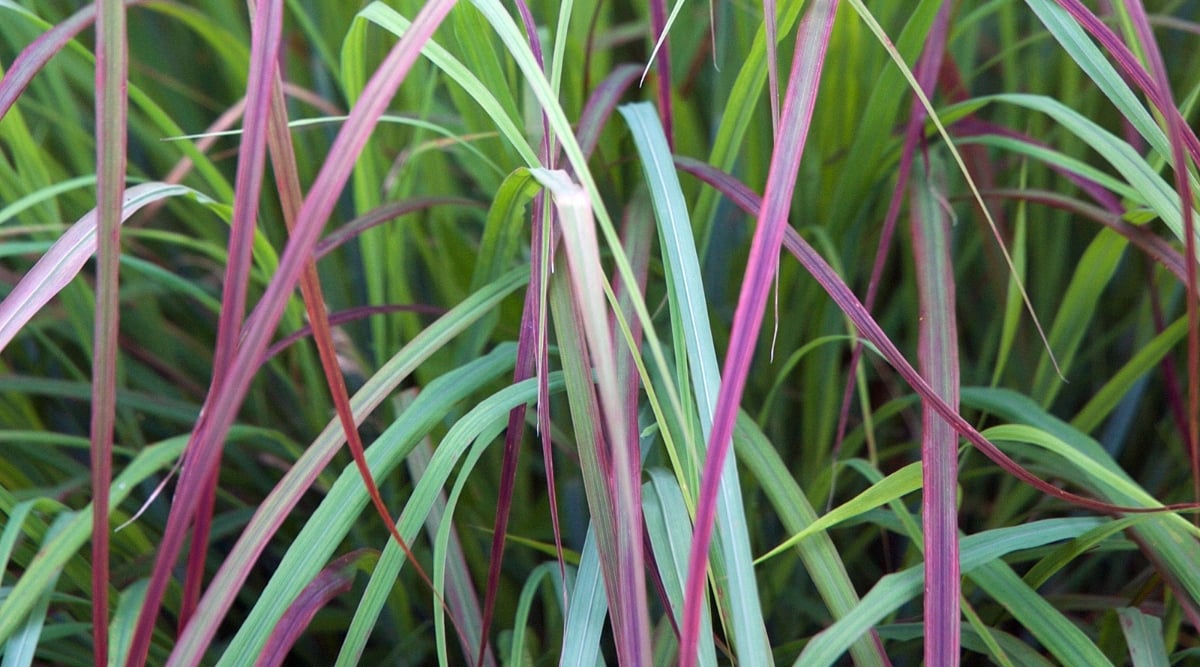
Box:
642, 469, 718, 667
108, 579, 149, 667
559, 528, 607, 667
620, 101, 772, 666
1117, 607, 1169, 667
1, 513, 71, 667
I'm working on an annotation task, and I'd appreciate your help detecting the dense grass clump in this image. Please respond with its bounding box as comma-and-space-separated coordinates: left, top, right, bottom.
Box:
1, 0, 1198, 665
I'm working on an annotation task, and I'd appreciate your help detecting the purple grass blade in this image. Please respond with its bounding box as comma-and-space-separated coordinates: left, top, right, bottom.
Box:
126, 2, 460, 664
911, 155, 961, 666
679, 2, 839, 666
179, 0, 286, 628
1049, 0, 1200, 166
476, 234, 539, 667
253, 550, 367, 667
679, 151, 1197, 516
576, 64, 641, 159
1119, 0, 1200, 514
91, 0, 128, 662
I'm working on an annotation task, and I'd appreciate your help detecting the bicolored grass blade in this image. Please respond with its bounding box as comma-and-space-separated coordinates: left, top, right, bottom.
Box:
0, 183, 212, 353
255, 550, 373, 667
90, 0, 128, 658
911, 152, 961, 666
679, 2, 838, 665
180, 0, 285, 628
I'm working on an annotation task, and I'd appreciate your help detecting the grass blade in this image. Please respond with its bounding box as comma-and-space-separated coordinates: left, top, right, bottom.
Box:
911, 151, 961, 665
90, 0, 128, 657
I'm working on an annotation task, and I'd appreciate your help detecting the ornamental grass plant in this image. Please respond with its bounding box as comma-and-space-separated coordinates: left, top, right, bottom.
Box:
1, 0, 1199, 665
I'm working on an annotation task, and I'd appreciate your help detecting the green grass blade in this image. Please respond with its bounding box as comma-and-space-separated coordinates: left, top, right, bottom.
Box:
1117, 607, 1170, 667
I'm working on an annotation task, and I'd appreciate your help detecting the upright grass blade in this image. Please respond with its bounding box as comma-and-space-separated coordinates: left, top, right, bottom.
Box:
680, 3, 838, 665
621, 101, 772, 666
911, 152, 961, 666
537, 167, 652, 665
90, 0, 128, 658
642, 469, 718, 667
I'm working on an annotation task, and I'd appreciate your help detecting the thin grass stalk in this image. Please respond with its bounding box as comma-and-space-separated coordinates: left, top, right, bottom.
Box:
679, 2, 839, 665
90, 0, 127, 661
911, 153, 961, 666
126, 1, 460, 662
